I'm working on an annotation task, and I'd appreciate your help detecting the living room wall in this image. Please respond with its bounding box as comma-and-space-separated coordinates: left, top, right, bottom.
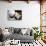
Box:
0, 1, 40, 28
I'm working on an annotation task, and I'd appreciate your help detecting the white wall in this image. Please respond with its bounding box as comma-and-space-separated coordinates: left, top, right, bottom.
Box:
0, 1, 40, 28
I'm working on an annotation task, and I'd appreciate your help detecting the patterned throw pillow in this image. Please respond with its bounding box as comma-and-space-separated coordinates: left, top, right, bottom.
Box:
21, 28, 27, 35
14, 28, 21, 34
8, 27, 14, 34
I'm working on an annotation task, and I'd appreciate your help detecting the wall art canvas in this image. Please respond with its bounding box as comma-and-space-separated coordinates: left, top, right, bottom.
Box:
8, 10, 22, 21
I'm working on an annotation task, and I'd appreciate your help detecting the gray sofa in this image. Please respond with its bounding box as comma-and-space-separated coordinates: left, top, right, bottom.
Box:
8, 33, 34, 43
3, 27, 34, 43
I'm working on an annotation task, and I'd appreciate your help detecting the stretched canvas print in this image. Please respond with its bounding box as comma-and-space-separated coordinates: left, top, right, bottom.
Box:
8, 10, 22, 20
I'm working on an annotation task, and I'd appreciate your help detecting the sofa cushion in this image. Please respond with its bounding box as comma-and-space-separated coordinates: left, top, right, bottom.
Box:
14, 28, 21, 33
8, 27, 14, 34
21, 28, 27, 35
8, 33, 34, 43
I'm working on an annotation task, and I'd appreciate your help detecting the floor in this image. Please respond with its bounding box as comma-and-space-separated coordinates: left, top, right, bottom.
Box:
21, 40, 46, 46
0, 40, 45, 46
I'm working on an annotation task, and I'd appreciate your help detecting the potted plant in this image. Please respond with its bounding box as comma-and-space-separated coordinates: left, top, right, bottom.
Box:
32, 27, 38, 40
32, 27, 43, 40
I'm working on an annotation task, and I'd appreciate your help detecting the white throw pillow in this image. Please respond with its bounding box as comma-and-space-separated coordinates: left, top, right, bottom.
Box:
3, 29, 10, 36
21, 28, 27, 35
